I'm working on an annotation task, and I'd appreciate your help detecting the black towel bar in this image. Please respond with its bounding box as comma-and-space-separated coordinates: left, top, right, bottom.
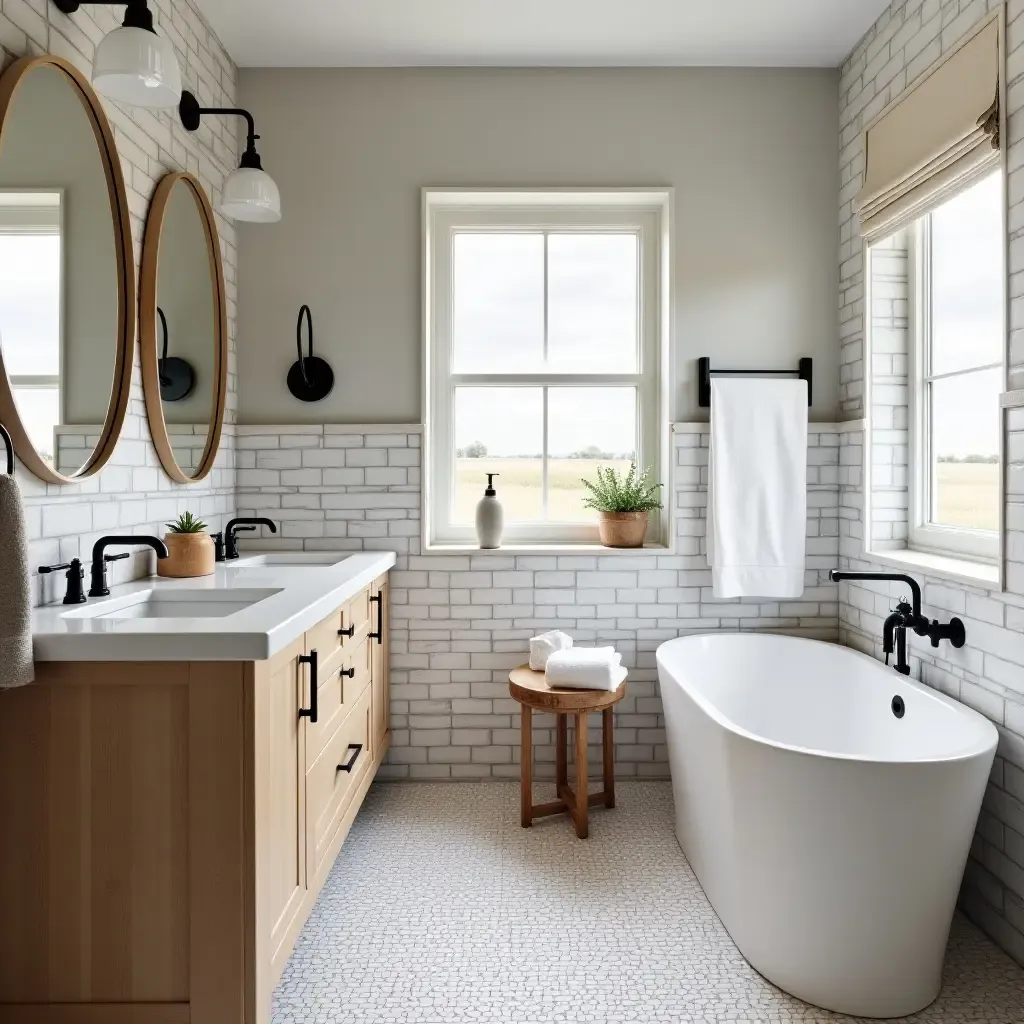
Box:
1, 422, 13, 476
698, 356, 812, 408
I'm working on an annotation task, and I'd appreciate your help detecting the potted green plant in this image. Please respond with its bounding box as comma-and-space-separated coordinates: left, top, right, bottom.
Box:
158, 511, 215, 578
581, 463, 664, 548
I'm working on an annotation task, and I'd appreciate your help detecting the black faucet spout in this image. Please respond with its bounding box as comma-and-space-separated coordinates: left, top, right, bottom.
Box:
223, 517, 278, 560
89, 535, 169, 598
829, 569, 923, 623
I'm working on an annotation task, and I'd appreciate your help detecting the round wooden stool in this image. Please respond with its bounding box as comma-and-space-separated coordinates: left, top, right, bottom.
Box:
509, 665, 626, 839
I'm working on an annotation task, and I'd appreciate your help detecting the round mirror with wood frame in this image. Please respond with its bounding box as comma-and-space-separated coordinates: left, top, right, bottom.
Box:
0, 55, 134, 484
140, 172, 228, 484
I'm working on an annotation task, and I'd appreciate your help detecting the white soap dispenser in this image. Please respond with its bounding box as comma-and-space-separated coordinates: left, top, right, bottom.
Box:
475, 473, 504, 549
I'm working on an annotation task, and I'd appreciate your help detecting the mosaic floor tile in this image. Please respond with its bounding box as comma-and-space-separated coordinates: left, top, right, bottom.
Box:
273, 782, 1024, 1023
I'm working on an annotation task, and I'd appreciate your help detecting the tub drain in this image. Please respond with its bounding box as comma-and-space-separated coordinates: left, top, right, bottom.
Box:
891, 695, 905, 719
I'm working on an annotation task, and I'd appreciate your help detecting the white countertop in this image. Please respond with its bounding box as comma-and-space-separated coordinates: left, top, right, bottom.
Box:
32, 551, 396, 662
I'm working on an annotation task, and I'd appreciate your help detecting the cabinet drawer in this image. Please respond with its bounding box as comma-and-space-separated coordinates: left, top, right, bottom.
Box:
349, 591, 371, 641
306, 687, 371, 875
305, 607, 345, 666
304, 590, 371, 663
304, 637, 371, 769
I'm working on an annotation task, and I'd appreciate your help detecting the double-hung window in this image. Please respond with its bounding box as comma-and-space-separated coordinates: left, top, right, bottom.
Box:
909, 171, 1003, 562
860, 14, 1005, 575
424, 190, 670, 548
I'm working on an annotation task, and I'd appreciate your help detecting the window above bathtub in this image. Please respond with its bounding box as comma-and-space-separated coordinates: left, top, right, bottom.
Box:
422, 189, 672, 550
860, 13, 1006, 586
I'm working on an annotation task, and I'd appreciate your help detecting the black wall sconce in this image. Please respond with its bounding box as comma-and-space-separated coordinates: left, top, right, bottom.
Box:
179, 90, 281, 223
287, 305, 334, 403
157, 307, 195, 402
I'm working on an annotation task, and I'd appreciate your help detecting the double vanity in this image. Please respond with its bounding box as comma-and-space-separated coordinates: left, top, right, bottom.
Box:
0, 551, 394, 1024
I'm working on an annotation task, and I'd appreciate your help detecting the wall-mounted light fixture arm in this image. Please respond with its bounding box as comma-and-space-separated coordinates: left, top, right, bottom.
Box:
179, 92, 264, 169
54, 0, 149, 27
179, 89, 281, 222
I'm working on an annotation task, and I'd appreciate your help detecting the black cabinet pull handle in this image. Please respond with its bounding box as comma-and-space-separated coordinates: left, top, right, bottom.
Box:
340, 667, 356, 679
298, 649, 318, 723
369, 592, 383, 644
338, 624, 355, 638
336, 743, 362, 773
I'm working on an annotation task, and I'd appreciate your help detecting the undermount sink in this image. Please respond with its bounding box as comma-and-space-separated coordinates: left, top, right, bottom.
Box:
62, 588, 282, 621
231, 553, 348, 568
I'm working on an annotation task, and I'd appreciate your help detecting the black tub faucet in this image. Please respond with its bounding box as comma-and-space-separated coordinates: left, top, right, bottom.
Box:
90, 536, 169, 598
221, 517, 278, 560
829, 569, 966, 676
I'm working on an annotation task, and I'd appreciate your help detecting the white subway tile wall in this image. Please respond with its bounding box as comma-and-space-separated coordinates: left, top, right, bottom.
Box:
236, 424, 844, 783
839, 0, 1024, 966
1, 0, 239, 607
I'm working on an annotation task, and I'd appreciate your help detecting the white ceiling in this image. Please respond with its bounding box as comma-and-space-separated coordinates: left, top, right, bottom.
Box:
195, 0, 891, 69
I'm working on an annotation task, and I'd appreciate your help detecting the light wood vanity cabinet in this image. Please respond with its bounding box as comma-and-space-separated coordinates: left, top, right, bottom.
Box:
0, 572, 390, 1024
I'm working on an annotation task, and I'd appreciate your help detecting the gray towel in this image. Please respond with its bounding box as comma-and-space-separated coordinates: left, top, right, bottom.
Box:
0, 474, 33, 688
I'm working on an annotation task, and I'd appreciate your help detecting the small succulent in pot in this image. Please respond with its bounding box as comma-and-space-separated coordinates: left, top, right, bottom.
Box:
159, 511, 215, 578
166, 511, 208, 534
581, 463, 663, 548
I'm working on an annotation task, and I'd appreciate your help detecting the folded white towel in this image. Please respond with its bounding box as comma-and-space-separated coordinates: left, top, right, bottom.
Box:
529, 629, 573, 671
707, 377, 808, 598
546, 647, 626, 692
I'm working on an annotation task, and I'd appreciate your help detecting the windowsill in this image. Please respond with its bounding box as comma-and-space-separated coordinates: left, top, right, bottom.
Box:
424, 543, 673, 556
864, 546, 1000, 588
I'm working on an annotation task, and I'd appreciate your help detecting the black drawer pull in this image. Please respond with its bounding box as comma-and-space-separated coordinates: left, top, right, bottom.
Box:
340, 667, 356, 678
369, 592, 383, 644
338, 624, 355, 638
337, 743, 362, 773
298, 649, 318, 723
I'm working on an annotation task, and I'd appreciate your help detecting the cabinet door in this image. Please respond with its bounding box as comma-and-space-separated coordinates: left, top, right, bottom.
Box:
370, 576, 390, 754
253, 637, 307, 983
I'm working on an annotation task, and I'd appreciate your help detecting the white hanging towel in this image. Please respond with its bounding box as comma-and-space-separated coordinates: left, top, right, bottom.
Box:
707, 377, 808, 599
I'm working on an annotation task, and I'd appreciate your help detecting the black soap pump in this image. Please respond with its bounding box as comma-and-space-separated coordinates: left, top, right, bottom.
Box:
475, 473, 504, 549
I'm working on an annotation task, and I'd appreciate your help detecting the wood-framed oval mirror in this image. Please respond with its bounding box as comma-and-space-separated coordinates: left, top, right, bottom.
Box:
0, 55, 134, 484
140, 171, 228, 484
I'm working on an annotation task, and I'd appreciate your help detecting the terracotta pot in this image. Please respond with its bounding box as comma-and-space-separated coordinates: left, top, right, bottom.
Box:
158, 532, 216, 578
597, 511, 649, 548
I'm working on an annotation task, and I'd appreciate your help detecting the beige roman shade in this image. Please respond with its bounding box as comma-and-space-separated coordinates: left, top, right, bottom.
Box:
858, 17, 1001, 239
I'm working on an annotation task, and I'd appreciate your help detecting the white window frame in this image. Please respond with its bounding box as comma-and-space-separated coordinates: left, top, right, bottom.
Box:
907, 193, 1003, 565
423, 189, 672, 549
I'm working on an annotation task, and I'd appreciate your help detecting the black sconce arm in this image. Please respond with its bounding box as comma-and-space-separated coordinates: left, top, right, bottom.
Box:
179, 91, 264, 168
53, 0, 151, 27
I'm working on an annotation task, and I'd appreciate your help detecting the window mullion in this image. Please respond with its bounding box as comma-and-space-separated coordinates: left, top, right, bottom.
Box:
924, 362, 1002, 385
543, 232, 549, 366
542, 386, 549, 520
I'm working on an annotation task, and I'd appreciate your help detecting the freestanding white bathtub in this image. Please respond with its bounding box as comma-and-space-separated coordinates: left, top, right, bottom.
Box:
657, 633, 997, 1018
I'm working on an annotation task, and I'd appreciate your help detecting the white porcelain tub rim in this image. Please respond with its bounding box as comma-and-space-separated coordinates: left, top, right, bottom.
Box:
656, 633, 998, 766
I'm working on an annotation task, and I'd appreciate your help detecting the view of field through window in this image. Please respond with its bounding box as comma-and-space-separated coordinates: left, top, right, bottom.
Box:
450, 229, 643, 525
927, 174, 1002, 535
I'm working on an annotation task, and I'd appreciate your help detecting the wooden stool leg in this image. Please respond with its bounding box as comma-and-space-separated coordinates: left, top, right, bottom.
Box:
574, 711, 589, 839
520, 705, 532, 828
556, 713, 568, 792
603, 706, 615, 809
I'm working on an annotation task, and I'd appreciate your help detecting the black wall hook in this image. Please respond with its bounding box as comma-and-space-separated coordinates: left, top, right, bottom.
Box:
287, 304, 334, 402
157, 307, 196, 402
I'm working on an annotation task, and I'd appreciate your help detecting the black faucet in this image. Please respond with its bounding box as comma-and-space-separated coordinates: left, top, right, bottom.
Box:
219, 517, 278, 560
89, 536, 169, 598
829, 569, 966, 676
